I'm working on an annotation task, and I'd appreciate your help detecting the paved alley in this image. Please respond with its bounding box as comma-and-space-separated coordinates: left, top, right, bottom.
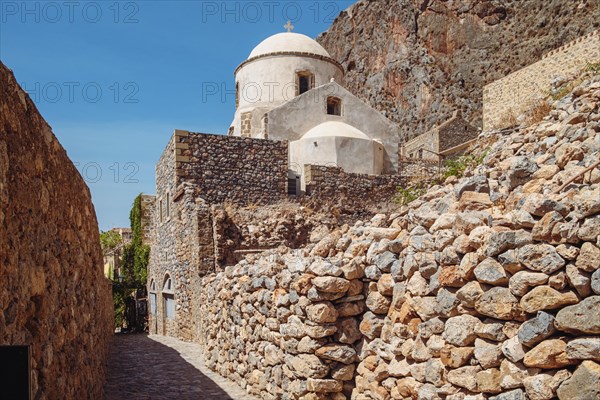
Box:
104, 334, 258, 400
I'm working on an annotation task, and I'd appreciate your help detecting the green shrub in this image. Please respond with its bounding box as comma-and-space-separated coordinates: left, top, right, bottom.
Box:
585, 61, 600, 73
396, 185, 427, 206
442, 149, 488, 180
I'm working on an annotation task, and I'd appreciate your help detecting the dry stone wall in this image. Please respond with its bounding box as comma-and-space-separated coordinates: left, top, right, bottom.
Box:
176, 131, 288, 205
195, 75, 600, 399
0, 62, 113, 399
483, 30, 600, 130
304, 165, 405, 212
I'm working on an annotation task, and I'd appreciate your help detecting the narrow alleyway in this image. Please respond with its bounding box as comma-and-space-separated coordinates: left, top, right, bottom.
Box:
104, 334, 258, 400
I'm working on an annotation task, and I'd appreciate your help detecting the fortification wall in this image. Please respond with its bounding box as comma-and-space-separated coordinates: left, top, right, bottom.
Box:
483, 30, 600, 130
175, 131, 288, 206
0, 62, 113, 399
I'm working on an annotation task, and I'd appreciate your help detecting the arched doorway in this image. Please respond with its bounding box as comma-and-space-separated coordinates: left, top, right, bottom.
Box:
162, 273, 175, 335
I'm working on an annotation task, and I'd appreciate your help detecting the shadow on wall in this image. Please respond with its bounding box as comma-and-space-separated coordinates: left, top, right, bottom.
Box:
104, 334, 233, 400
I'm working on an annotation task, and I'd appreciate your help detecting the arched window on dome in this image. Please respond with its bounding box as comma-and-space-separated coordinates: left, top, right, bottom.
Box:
296, 71, 314, 95
235, 82, 239, 109
326, 96, 342, 116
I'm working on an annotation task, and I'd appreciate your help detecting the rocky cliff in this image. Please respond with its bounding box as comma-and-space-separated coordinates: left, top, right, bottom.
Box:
317, 0, 600, 140
0, 62, 113, 399
198, 72, 600, 399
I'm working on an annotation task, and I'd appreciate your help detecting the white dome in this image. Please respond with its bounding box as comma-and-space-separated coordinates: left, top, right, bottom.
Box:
248, 32, 331, 59
302, 121, 370, 140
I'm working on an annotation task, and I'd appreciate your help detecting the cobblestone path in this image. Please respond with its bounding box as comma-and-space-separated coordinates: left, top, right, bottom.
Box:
104, 334, 258, 400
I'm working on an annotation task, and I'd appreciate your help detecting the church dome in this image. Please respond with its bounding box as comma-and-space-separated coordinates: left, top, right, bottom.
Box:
248, 32, 331, 59
302, 121, 370, 140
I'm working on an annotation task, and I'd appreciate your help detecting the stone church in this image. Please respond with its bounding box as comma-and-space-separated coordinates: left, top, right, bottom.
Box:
229, 30, 400, 183
144, 28, 408, 338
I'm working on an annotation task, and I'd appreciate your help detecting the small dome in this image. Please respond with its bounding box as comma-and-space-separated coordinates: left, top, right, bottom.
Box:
302, 121, 370, 140
248, 32, 331, 59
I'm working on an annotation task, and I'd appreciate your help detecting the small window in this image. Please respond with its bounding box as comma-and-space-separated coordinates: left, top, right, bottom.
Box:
163, 274, 175, 320
163, 275, 172, 292
166, 192, 170, 219
235, 82, 239, 109
150, 279, 156, 292
326, 96, 341, 116
296, 71, 314, 95
418, 149, 423, 159
159, 200, 163, 223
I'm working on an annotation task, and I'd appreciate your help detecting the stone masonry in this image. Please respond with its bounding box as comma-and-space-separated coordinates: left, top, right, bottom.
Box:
483, 29, 600, 130
193, 74, 600, 399
0, 62, 113, 398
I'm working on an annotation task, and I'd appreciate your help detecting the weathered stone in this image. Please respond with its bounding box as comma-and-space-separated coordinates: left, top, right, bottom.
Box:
556, 360, 600, 400
366, 291, 391, 314
474, 258, 509, 285
518, 244, 565, 274
315, 344, 357, 364
455, 175, 489, 197
309, 259, 342, 277
523, 339, 575, 369
577, 216, 600, 242
456, 281, 484, 308
373, 251, 397, 272
555, 296, 600, 334
377, 274, 395, 296
359, 312, 384, 340
476, 368, 502, 393
443, 314, 481, 346
312, 276, 350, 293
485, 230, 532, 257
565, 337, 600, 360
336, 301, 364, 317
491, 388, 527, 400
305, 324, 337, 339
475, 287, 521, 320
306, 378, 343, 393
592, 269, 600, 294
517, 311, 556, 347
341, 258, 365, 280
523, 370, 570, 400
476, 320, 506, 341
519, 286, 578, 313
499, 360, 532, 390
532, 211, 563, 243
447, 365, 481, 391
509, 271, 549, 296
407, 271, 430, 296
440, 346, 474, 368
331, 363, 355, 381
576, 242, 600, 272
286, 354, 329, 379
297, 337, 325, 353
334, 318, 362, 345
306, 301, 338, 323
521, 194, 568, 217
459, 191, 493, 211
474, 338, 503, 368
501, 335, 526, 363
565, 264, 591, 297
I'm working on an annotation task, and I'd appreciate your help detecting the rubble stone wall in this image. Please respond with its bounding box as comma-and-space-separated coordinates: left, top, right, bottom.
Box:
0, 62, 113, 399
176, 131, 289, 205
483, 30, 600, 130
304, 165, 405, 211
193, 75, 600, 400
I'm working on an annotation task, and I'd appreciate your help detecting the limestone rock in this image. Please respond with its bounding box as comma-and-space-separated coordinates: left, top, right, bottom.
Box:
501, 335, 526, 363
523, 370, 570, 400
476, 368, 502, 393
315, 344, 357, 364
312, 277, 350, 293
575, 242, 600, 272
474, 338, 503, 368
286, 354, 329, 379
306, 302, 338, 323
509, 271, 549, 297
519, 286, 578, 313
443, 314, 481, 346
565, 264, 591, 297
366, 291, 391, 314
556, 360, 600, 400
475, 287, 521, 320
359, 312, 384, 340
554, 296, 600, 334
335, 318, 362, 345
565, 337, 600, 360
440, 346, 474, 368
447, 365, 481, 391
523, 339, 574, 369
517, 311, 556, 347
517, 244, 565, 274
306, 378, 343, 393
474, 258, 509, 285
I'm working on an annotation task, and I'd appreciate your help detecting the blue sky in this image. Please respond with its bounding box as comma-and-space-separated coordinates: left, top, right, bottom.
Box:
0, 0, 356, 230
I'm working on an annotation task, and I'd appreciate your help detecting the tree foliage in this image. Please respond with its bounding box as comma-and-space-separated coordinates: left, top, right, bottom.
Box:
100, 229, 122, 255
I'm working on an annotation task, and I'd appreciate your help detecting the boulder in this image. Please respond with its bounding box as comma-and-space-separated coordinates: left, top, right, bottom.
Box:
556, 360, 600, 400
554, 296, 600, 334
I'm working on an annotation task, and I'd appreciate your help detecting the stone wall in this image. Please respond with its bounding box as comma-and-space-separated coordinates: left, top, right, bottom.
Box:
140, 194, 156, 245
177, 131, 288, 205
402, 111, 479, 161
483, 29, 600, 130
185, 74, 599, 400
304, 165, 405, 211
0, 62, 113, 399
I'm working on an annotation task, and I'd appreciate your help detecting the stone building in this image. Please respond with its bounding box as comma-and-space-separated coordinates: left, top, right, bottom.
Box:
144, 29, 477, 343
400, 110, 479, 161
